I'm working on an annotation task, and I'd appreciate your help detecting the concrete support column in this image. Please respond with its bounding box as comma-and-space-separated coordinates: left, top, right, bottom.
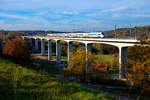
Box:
48, 40, 52, 61
119, 47, 128, 79
29, 39, 33, 51
85, 43, 92, 60
35, 39, 39, 52
41, 39, 45, 56
56, 40, 61, 63
85, 43, 92, 81
67, 42, 72, 61
22, 37, 25, 40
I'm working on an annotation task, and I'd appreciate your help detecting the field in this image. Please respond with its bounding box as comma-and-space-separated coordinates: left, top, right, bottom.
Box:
95, 54, 118, 64
0, 57, 115, 100
36, 54, 118, 63
31, 55, 68, 61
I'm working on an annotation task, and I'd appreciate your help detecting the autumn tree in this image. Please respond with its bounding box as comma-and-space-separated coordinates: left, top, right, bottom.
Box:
60, 41, 67, 56
0, 29, 6, 43
0, 29, 5, 38
102, 44, 118, 54
7, 32, 22, 40
72, 42, 85, 52
2, 38, 31, 62
92, 44, 103, 54
65, 49, 97, 80
127, 42, 150, 99
0, 39, 2, 55
0, 30, 6, 55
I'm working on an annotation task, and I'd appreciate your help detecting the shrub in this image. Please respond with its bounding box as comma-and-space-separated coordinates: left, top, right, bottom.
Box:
7, 32, 22, 40
2, 38, 31, 62
92, 64, 108, 72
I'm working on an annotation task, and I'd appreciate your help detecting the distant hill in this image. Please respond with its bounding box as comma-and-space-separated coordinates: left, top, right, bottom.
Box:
104, 25, 150, 39
2, 30, 66, 36
1, 25, 150, 38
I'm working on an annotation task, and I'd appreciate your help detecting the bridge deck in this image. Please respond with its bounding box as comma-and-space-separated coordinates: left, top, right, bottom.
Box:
23, 36, 140, 43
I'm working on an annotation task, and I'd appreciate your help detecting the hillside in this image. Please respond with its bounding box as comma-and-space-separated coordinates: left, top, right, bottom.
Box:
104, 25, 150, 39
1, 25, 150, 39
0, 57, 114, 100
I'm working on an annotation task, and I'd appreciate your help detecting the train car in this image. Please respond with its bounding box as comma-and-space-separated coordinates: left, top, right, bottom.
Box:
87, 32, 104, 38
47, 32, 104, 38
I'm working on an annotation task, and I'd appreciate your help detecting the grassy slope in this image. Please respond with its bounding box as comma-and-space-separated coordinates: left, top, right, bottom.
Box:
95, 54, 118, 64
0, 57, 115, 100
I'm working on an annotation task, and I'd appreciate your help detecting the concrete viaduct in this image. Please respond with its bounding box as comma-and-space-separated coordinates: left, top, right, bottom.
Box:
22, 36, 140, 79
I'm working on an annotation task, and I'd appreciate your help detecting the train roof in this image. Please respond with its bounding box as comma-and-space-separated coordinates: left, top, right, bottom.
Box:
48, 32, 103, 34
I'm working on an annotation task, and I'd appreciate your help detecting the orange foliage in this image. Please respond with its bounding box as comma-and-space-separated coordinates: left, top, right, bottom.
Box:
127, 44, 150, 90
2, 38, 30, 61
92, 64, 108, 72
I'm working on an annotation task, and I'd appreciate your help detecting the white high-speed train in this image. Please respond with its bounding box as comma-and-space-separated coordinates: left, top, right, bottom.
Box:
47, 32, 104, 38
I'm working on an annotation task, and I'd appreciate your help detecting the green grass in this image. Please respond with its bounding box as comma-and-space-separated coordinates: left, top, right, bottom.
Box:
52, 56, 68, 61
100, 55, 115, 62
95, 54, 118, 64
61, 56, 68, 61
39, 55, 68, 61
0, 57, 115, 100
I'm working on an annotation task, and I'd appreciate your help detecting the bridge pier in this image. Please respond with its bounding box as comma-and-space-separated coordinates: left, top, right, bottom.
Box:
41, 39, 45, 56
86, 43, 92, 52
56, 40, 61, 63
85, 43, 92, 60
48, 40, 52, 61
35, 39, 39, 52
119, 47, 128, 79
22, 36, 137, 80
29, 39, 33, 50
68, 42, 72, 61
85, 43, 92, 81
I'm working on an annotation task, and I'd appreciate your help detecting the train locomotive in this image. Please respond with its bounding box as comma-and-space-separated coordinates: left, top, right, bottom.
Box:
47, 32, 104, 38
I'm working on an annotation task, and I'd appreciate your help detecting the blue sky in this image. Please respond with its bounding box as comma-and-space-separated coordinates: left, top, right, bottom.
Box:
0, 0, 150, 31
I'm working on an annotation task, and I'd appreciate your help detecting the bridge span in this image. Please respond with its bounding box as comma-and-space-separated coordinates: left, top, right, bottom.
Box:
22, 36, 140, 79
